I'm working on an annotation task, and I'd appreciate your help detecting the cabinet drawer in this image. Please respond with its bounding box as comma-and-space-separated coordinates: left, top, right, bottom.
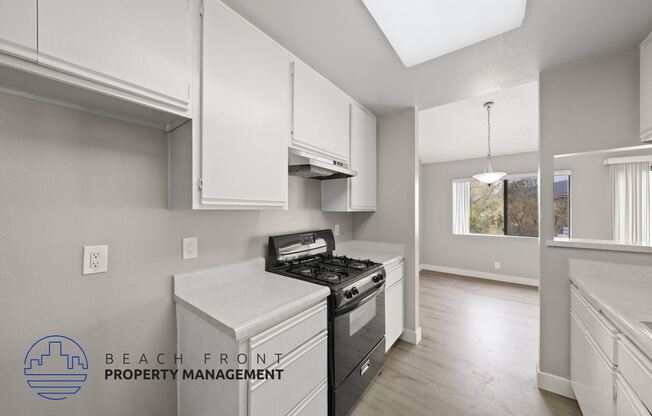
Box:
249, 301, 327, 370
385, 261, 404, 289
570, 310, 617, 416
570, 285, 618, 364
619, 336, 652, 413
249, 331, 327, 416
288, 381, 327, 416
617, 377, 652, 416
385, 279, 404, 352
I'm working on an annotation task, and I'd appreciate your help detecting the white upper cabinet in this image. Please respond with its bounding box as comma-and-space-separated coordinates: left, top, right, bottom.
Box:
37, 0, 190, 111
292, 60, 350, 163
0, 0, 37, 61
641, 32, 652, 142
322, 103, 377, 212
169, 0, 289, 210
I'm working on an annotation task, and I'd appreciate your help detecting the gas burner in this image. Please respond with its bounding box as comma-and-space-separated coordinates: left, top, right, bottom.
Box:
348, 260, 368, 270
296, 267, 313, 276
317, 271, 340, 282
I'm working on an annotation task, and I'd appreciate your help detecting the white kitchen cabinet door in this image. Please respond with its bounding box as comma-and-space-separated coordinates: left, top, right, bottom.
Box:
321, 103, 377, 212
350, 103, 377, 209
199, 0, 289, 209
0, 0, 36, 61
385, 279, 405, 352
641, 32, 652, 142
37, 0, 190, 111
292, 60, 350, 162
570, 310, 617, 416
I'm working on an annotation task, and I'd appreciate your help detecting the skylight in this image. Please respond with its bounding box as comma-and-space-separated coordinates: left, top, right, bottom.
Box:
361, 0, 527, 67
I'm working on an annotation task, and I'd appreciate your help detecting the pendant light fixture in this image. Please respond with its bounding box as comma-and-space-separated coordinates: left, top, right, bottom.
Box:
473, 101, 507, 184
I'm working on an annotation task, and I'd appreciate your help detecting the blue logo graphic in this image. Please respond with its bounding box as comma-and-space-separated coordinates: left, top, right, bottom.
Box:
23, 335, 89, 400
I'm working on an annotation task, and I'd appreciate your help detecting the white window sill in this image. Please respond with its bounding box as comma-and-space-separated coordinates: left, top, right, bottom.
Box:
453, 233, 539, 240
546, 238, 652, 253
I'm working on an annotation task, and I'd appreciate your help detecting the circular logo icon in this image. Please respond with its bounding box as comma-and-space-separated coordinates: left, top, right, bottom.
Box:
24, 335, 89, 400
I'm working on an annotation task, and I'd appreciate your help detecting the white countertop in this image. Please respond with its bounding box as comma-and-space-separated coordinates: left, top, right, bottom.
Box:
569, 259, 652, 358
173, 257, 330, 340
334, 240, 404, 269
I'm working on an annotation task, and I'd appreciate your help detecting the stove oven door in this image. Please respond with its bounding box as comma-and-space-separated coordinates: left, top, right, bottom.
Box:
332, 284, 385, 388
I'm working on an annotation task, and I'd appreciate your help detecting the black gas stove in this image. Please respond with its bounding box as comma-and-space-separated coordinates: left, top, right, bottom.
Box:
266, 229, 386, 416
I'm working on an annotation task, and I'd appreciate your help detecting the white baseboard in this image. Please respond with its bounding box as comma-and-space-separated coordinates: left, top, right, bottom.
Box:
400, 327, 422, 345
536, 364, 575, 399
420, 264, 539, 288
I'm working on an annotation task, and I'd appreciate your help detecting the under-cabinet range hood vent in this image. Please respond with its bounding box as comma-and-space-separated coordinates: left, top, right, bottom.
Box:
288, 148, 356, 180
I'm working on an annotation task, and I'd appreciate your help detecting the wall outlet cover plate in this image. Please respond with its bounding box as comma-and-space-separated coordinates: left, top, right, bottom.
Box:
83, 245, 108, 275
182, 237, 198, 260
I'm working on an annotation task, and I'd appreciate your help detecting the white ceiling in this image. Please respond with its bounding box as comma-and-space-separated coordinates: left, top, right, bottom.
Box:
221, 0, 652, 115
418, 82, 539, 164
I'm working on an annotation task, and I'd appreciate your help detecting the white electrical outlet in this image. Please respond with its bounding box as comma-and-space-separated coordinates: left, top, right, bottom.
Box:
83, 245, 108, 275
494, 262, 501, 270
182, 237, 198, 260
334, 224, 340, 236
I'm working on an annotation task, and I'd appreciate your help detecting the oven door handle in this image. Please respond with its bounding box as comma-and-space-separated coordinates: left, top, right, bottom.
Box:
334, 283, 385, 316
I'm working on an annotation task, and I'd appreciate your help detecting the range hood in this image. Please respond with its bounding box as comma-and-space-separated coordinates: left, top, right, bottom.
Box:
288, 148, 356, 180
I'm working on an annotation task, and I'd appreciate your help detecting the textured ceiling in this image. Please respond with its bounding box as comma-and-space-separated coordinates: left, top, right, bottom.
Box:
222, 0, 652, 115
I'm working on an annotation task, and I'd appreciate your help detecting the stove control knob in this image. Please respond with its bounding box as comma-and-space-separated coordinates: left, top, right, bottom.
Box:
344, 290, 353, 299
351, 287, 359, 296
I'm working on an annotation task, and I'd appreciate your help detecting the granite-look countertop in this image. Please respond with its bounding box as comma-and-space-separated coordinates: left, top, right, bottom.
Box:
569, 259, 652, 358
173, 257, 330, 340
334, 240, 404, 269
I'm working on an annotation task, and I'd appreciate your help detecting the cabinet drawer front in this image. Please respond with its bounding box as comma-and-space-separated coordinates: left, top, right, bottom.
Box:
249, 331, 327, 416
249, 301, 327, 370
570, 311, 617, 416
385, 279, 404, 352
619, 336, 652, 413
385, 261, 404, 289
288, 381, 328, 416
617, 378, 652, 416
570, 286, 618, 364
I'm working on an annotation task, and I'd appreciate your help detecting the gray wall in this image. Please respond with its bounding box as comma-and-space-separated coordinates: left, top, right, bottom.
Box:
0, 92, 353, 416
420, 152, 540, 281
555, 146, 652, 240
354, 107, 420, 337
539, 48, 652, 379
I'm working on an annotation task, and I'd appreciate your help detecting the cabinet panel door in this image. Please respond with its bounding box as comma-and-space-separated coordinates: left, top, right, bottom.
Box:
350, 103, 377, 210
200, 0, 289, 209
38, 0, 189, 109
0, 0, 36, 61
641, 35, 652, 141
570, 311, 616, 416
292, 60, 350, 162
385, 279, 404, 352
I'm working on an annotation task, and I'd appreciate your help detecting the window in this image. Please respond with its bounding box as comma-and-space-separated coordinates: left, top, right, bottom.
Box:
454, 174, 539, 237
553, 174, 571, 238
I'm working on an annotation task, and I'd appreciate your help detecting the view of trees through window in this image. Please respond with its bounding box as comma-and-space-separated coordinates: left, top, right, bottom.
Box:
554, 175, 571, 237
469, 175, 539, 237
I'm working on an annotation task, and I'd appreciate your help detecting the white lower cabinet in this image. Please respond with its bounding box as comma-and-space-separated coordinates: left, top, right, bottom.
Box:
617, 377, 652, 416
177, 300, 328, 416
569, 284, 652, 416
570, 310, 617, 416
385, 261, 405, 352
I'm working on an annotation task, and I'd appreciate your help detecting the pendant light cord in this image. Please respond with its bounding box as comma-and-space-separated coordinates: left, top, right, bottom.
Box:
486, 103, 492, 158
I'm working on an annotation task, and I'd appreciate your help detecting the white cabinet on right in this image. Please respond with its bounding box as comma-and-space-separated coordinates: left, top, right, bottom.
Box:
0, 0, 37, 61
321, 103, 377, 212
385, 261, 405, 352
641, 31, 652, 142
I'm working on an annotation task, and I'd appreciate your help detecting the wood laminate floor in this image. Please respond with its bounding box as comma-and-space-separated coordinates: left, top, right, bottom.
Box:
352, 271, 582, 416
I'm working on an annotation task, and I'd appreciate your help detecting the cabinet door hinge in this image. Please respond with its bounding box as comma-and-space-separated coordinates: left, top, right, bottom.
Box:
198, 178, 204, 190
